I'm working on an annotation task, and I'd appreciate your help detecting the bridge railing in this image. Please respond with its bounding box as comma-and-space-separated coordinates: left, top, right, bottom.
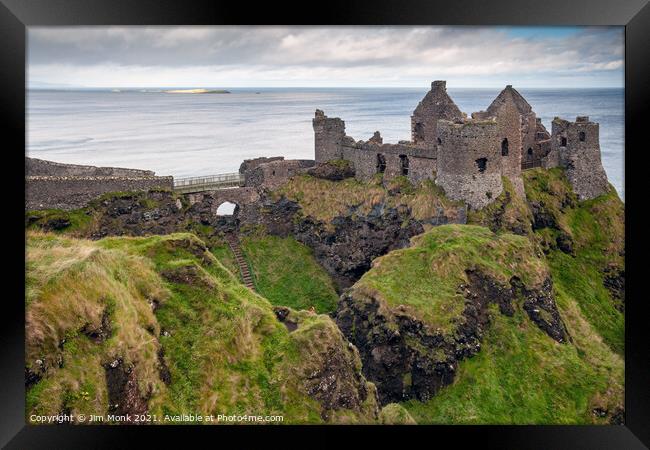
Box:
173, 172, 242, 192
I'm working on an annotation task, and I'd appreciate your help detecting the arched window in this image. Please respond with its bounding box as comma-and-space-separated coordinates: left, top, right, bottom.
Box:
560, 136, 567, 147
579, 131, 586, 142
216, 201, 237, 216
501, 138, 509, 156
527, 148, 533, 156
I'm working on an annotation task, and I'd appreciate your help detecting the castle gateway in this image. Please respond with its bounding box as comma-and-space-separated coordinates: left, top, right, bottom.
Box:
313, 81, 609, 209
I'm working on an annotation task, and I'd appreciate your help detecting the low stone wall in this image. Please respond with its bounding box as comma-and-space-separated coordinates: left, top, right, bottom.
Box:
26, 176, 174, 211
26, 157, 155, 177
238, 156, 285, 175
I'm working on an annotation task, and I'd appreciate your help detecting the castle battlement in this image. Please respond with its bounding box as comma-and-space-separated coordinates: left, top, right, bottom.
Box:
313, 81, 610, 209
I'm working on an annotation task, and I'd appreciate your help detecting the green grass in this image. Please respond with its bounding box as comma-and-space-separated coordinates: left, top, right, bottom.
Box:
394, 170, 624, 424
354, 224, 547, 333
403, 303, 622, 424
467, 176, 533, 235
241, 235, 339, 313
25, 208, 96, 236
26, 231, 379, 424
523, 168, 624, 354
275, 174, 463, 229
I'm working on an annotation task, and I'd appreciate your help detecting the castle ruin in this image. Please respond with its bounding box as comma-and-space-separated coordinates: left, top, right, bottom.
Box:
313, 81, 610, 209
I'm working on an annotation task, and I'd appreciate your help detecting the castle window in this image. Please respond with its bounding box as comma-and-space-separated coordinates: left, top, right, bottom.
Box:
560, 136, 567, 147
376, 154, 386, 174
579, 131, 586, 142
399, 155, 409, 176
501, 138, 509, 156
475, 158, 487, 173
527, 148, 533, 156
272, 170, 276, 176
437, 137, 442, 145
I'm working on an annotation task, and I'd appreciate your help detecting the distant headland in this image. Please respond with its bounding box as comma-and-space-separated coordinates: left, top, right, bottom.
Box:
164, 88, 230, 94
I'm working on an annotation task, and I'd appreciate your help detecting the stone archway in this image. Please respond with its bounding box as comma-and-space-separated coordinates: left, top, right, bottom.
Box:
216, 201, 238, 216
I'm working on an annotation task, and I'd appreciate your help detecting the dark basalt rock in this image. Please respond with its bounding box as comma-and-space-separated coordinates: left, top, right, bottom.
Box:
104, 358, 149, 420
273, 306, 298, 332
307, 160, 355, 181
529, 201, 558, 230
81, 308, 113, 343
512, 277, 569, 343
91, 191, 186, 239
303, 341, 375, 421
603, 266, 625, 312
335, 270, 568, 404
43, 217, 72, 231
157, 348, 172, 385
160, 264, 215, 288
292, 205, 424, 289
555, 231, 575, 255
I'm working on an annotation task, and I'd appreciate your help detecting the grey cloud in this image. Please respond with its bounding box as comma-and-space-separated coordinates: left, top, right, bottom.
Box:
27, 26, 624, 87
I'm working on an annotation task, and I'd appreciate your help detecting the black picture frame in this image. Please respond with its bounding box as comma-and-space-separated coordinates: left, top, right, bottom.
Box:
2, 0, 648, 448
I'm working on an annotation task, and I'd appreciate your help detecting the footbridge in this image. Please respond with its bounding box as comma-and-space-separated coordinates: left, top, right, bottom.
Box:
173, 173, 242, 194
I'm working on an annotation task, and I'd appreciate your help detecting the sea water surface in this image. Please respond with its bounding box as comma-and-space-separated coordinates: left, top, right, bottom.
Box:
27, 87, 624, 199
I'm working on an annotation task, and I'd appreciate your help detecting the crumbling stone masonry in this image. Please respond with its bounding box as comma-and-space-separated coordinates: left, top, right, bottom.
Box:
472, 85, 546, 197
544, 116, 610, 200
411, 81, 465, 149
436, 119, 504, 210
25, 157, 173, 210
313, 80, 610, 209
241, 157, 315, 191
26, 176, 173, 211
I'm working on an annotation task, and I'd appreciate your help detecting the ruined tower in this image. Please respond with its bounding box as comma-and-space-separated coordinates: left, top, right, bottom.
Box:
411, 81, 464, 150
549, 116, 609, 200
436, 118, 503, 210
313, 109, 348, 163
472, 85, 536, 196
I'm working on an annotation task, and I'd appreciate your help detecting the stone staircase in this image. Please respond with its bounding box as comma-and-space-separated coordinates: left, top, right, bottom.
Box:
225, 233, 255, 290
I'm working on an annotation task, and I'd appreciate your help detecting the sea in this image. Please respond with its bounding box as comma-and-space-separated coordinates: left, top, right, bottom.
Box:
27, 87, 625, 199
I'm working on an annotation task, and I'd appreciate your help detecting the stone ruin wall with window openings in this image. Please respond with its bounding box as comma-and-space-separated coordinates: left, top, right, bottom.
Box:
313, 80, 610, 210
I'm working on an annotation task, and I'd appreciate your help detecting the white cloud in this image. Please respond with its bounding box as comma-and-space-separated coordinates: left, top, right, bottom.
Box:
27, 26, 624, 88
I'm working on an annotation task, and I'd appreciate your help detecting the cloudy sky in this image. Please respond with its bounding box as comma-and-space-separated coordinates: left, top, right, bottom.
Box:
27, 26, 624, 88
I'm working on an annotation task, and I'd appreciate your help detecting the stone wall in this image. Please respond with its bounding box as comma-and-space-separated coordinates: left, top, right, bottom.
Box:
340, 141, 436, 184
314, 110, 437, 185
313, 110, 352, 162
410, 81, 464, 149
238, 156, 285, 175
436, 119, 503, 210
242, 159, 315, 190
26, 157, 155, 177
26, 176, 174, 211
186, 187, 261, 217
551, 116, 609, 200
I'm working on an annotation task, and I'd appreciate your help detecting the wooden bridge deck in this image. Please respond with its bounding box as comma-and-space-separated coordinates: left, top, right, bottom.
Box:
173, 173, 242, 193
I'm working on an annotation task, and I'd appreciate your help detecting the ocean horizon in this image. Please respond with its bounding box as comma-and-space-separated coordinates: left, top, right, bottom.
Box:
27, 87, 625, 199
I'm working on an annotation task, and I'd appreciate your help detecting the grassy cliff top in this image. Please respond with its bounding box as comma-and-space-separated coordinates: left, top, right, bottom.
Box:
353, 224, 547, 333
26, 231, 379, 424
275, 174, 464, 228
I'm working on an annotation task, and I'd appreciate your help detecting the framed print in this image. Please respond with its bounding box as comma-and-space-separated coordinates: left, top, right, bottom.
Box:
1, 0, 649, 448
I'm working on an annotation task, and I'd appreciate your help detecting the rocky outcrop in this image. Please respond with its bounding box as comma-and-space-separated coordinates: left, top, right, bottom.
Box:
90, 191, 186, 238
335, 270, 568, 404
307, 160, 356, 181
292, 204, 424, 288
104, 358, 150, 421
